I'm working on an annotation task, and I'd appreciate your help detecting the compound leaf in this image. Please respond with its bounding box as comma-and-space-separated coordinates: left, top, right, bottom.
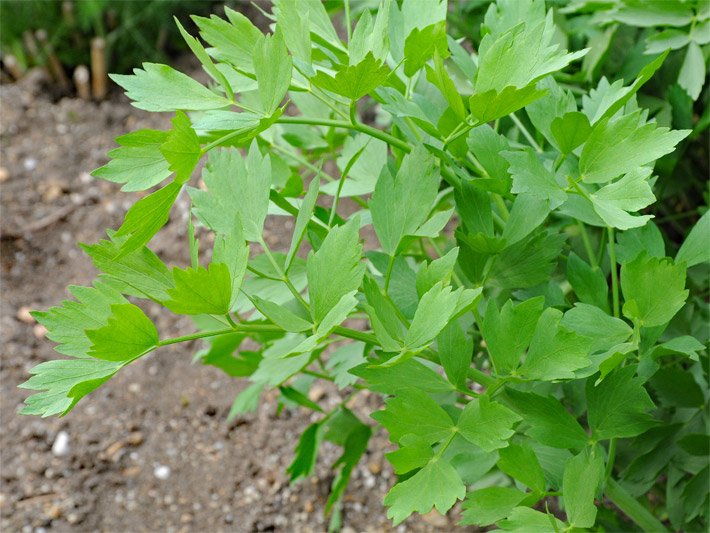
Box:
86, 303, 159, 361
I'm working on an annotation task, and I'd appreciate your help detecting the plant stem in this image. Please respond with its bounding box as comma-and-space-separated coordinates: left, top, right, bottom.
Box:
258, 236, 311, 310
333, 326, 378, 345
158, 325, 280, 347
383, 254, 395, 293
577, 220, 597, 269
605, 479, 668, 533
608, 227, 620, 318
510, 112, 542, 153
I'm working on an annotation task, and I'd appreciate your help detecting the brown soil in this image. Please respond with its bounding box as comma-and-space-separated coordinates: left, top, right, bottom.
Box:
0, 72, 462, 532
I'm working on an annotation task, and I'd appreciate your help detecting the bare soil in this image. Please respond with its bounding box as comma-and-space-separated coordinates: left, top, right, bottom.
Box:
0, 72, 462, 532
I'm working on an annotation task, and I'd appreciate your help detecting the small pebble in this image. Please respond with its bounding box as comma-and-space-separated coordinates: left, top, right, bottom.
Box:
33, 324, 48, 339
23, 157, 38, 171
0, 167, 8, 183
51, 431, 70, 457
153, 464, 171, 480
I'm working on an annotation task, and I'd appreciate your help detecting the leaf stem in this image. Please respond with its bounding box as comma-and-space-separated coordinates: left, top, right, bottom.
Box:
158, 325, 280, 347
510, 112, 542, 153
383, 254, 395, 293
258, 236, 311, 310
605, 479, 668, 533
577, 220, 597, 269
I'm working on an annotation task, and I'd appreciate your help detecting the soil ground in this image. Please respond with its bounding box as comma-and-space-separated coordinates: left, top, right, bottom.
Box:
0, 72, 467, 532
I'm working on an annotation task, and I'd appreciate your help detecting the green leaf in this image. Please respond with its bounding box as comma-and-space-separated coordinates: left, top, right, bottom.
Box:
616, 222, 665, 264
475, 15, 586, 94
425, 50, 466, 119
416, 248, 458, 297
567, 252, 609, 312
81, 237, 173, 303
650, 367, 705, 408
189, 143, 271, 242
551, 111, 592, 154
326, 342, 366, 389
370, 145, 440, 255
460, 487, 529, 527
175, 17, 233, 100
86, 303, 158, 361
31, 280, 128, 358
306, 217, 365, 324
621, 254, 688, 327
580, 110, 690, 183
287, 422, 322, 481
372, 388, 454, 445
160, 111, 201, 185
457, 396, 521, 452
403, 21, 448, 77
386, 434, 434, 475
587, 365, 656, 440
114, 181, 182, 257
469, 85, 547, 123
504, 389, 589, 450
227, 382, 263, 420
110, 63, 230, 112
611, 1, 695, 27
676, 210, 710, 267
481, 297, 545, 375
590, 167, 656, 230
561, 303, 633, 353
285, 177, 319, 272
497, 443, 547, 493
436, 320, 473, 389
519, 307, 592, 380
384, 458, 465, 526
466, 124, 512, 184
212, 216, 249, 310
311, 53, 390, 101
164, 263, 232, 315
92, 129, 172, 192
489, 231, 564, 289
326, 422, 372, 513
192, 7, 262, 69
504, 148, 566, 208
20, 358, 122, 417
274, 0, 311, 63
253, 28, 292, 115
250, 295, 311, 332
562, 448, 605, 528
348, 3, 390, 65
351, 359, 454, 396
497, 506, 566, 532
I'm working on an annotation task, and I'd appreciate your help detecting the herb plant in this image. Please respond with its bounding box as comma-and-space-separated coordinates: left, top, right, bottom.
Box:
21, 0, 709, 531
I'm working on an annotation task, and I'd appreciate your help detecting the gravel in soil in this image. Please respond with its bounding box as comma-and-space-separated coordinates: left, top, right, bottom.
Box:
0, 72, 467, 532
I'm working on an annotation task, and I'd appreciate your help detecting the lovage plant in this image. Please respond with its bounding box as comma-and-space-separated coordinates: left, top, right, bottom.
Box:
22, 0, 709, 530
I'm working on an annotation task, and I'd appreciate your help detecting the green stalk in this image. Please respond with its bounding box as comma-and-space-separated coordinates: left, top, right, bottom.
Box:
605, 479, 668, 533
578, 220, 598, 269
158, 324, 281, 347
608, 227, 620, 318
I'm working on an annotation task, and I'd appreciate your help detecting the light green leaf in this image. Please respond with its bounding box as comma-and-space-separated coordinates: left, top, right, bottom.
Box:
20, 358, 122, 417
616, 222, 665, 264
645, 29, 690, 54
370, 145, 440, 255
505, 389, 589, 450
497, 506, 566, 532
372, 388, 454, 445
193, 7, 262, 69
505, 148, 566, 208
114, 181, 182, 257
489, 231, 565, 290
580, 110, 690, 183
31, 280, 128, 358
458, 396, 521, 452
189, 143, 271, 242
285, 177, 319, 272
311, 53, 390, 101
611, 1, 694, 27
227, 382, 263, 420
590, 167, 656, 230
81, 236, 173, 303
86, 304, 158, 361
92, 129, 172, 192
110, 63, 230, 112
403, 21, 448, 77
587, 365, 656, 440
315, 291, 359, 337
679, 41, 706, 101
561, 303, 633, 353
160, 111, 201, 184
253, 28, 292, 115
551, 111, 592, 154
621, 254, 688, 327
519, 307, 592, 380
306, 217, 365, 324
436, 320, 472, 389
326, 343, 366, 389
384, 458, 465, 526
164, 263, 232, 315
481, 297, 544, 375
249, 295, 311, 332
562, 448, 604, 528
470, 85, 547, 123
425, 50, 466, 119
460, 487, 529, 527
386, 434, 434, 475
676, 210, 710, 267
351, 359, 454, 396
416, 248, 458, 297
212, 216, 249, 310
